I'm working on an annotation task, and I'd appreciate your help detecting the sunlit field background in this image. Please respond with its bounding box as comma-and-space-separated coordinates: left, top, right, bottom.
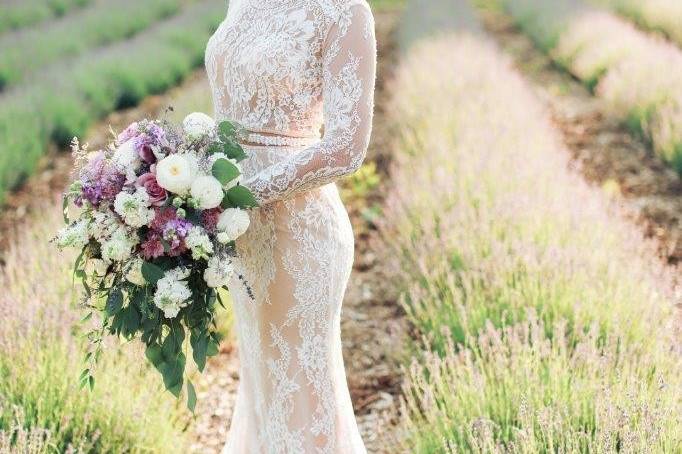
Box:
0, 0, 680, 452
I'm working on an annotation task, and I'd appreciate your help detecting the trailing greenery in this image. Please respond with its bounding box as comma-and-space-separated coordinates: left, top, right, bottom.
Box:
0, 0, 92, 35
0, 0, 225, 206
382, 1, 682, 451
0, 0, 183, 90
0, 207, 188, 452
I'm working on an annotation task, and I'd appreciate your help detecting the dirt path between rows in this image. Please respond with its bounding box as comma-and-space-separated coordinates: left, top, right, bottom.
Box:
478, 8, 682, 268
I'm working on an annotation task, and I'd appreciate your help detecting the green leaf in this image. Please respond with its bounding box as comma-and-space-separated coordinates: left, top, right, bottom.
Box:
223, 140, 247, 161
225, 185, 258, 208
191, 332, 208, 372
160, 352, 185, 397
207, 338, 220, 357
120, 305, 140, 338
141, 261, 165, 285
218, 121, 237, 138
105, 289, 123, 316
212, 158, 240, 186
145, 344, 164, 368
187, 381, 197, 412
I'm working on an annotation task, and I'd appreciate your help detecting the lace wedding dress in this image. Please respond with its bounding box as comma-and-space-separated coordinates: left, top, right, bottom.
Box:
204, 0, 376, 452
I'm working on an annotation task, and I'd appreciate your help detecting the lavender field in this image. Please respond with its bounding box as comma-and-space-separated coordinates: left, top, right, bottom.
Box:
0, 0, 680, 452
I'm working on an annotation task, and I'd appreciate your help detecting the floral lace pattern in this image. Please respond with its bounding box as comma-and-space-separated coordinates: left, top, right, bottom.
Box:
205, 0, 375, 452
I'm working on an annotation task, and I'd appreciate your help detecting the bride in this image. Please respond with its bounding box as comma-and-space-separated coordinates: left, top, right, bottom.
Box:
204, 0, 376, 452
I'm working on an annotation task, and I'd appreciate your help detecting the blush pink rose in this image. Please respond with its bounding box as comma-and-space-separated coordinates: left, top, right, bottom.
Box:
136, 172, 167, 206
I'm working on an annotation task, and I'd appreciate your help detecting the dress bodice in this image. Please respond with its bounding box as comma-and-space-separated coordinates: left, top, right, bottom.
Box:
204, 0, 376, 206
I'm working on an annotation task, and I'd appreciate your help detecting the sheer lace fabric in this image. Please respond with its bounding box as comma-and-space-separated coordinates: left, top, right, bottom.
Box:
204, 0, 376, 452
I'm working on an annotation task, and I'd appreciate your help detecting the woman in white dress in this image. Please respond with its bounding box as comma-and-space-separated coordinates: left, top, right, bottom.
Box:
204, 0, 376, 452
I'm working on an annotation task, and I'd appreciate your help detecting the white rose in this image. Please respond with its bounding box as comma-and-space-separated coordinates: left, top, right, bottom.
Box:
190, 175, 224, 209
183, 112, 216, 140
112, 140, 141, 172
216, 208, 250, 242
156, 154, 193, 195
126, 258, 146, 286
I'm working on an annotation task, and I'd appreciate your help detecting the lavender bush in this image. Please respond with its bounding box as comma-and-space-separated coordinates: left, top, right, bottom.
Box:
381, 10, 682, 451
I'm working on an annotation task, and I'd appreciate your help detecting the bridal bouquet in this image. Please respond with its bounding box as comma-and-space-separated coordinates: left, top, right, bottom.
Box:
56, 112, 257, 410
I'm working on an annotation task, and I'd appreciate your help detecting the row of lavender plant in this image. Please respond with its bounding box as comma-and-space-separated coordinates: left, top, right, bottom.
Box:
499, 0, 682, 174
0, 0, 92, 35
380, 1, 681, 451
0, 205, 190, 452
0, 0, 184, 90
0, 0, 225, 205
591, 0, 682, 48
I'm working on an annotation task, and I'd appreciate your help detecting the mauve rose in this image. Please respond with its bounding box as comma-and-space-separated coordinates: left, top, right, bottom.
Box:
136, 172, 167, 206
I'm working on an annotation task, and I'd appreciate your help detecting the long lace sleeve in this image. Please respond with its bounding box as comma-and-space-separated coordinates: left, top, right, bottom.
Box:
242, 1, 376, 206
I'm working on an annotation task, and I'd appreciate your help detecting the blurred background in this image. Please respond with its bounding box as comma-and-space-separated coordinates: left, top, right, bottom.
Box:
0, 0, 680, 452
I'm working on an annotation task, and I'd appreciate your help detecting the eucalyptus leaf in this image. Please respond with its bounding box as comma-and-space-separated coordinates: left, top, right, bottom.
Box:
212, 158, 240, 185
225, 185, 258, 208
187, 381, 197, 412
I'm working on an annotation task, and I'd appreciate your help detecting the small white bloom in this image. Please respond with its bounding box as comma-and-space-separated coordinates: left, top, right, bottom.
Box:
185, 226, 214, 260
112, 140, 141, 172
56, 220, 90, 249
216, 231, 231, 244
126, 258, 146, 286
87, 258, 109, 277
100, 227, 137, 263
114, 187, 154, 228
156, 154, 193, 194
203, 256, 234, 288
217, 208, 250, 242
88, 210, 119, 241
153, 267, 192, 318
183, 112, 216, 140
190, 175, 224, 209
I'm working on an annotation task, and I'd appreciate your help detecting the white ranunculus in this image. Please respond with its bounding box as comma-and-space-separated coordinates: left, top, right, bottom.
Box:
112, 140, 141, 172
203, 256, 234, 288
190, 175, 224, 209
216, 208, 250, 242
126, 258, 146, 286
156, 154, 193, 194
183, 112, 216, 140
